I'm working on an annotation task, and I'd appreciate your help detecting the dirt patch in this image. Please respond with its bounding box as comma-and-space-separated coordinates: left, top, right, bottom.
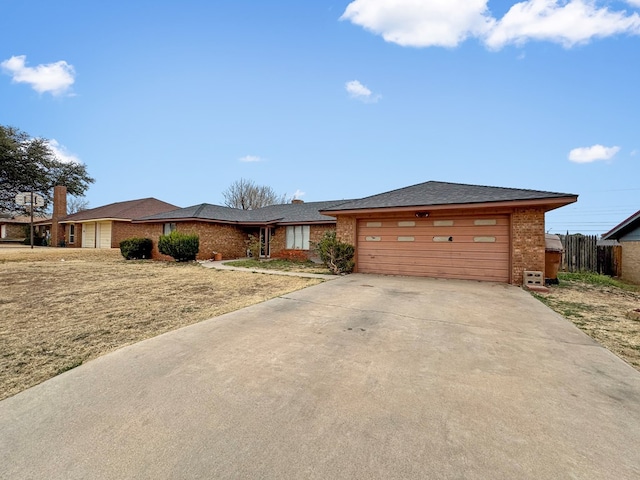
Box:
535, 278, 640, 370
0, 247, 320, 400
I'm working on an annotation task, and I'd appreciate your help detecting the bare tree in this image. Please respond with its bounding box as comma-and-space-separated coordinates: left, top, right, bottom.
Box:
222, 178, 287, 210
67, 196, 89, 214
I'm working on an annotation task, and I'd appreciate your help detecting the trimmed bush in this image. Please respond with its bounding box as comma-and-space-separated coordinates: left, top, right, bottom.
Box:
158, 231, 199, 262
120, 237, 153, 260
314, 231, 355, 275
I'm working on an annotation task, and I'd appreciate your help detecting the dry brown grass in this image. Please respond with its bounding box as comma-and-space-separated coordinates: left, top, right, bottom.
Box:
0, 247, 320, 400
535, 276, 640, 370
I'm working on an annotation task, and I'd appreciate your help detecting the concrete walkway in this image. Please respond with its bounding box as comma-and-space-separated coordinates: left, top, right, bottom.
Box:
199, 258, 339, 280
1, 275, 640, 479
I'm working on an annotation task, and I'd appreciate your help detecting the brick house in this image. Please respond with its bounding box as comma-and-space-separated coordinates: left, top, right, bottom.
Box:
133, 200, 345, 261
321, 181, 577, 285
601, 209, 640, 285
1, 215, 50, 242
52, 186, 178, 249
43, 180, 577, 285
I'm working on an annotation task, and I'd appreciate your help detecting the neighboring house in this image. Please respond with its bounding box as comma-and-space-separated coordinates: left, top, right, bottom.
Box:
321, 181, 577, 285
56, 197, 179, 249
0, 215, 50, 242
134, 199, 347, 261
601, 209, 640, 285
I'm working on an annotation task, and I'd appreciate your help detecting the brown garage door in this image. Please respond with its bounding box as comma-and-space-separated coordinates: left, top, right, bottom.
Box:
357, 215, 510, 282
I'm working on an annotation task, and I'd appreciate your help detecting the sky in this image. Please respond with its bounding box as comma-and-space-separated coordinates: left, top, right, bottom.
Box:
1, 0, 639, 235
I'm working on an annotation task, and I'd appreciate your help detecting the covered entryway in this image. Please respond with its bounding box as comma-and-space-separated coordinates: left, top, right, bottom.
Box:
357, 215, 510, 282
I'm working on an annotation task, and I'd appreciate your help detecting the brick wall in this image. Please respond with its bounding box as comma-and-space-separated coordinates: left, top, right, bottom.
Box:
511, 208, 545, 285
172, 222, 247, 260
621, 241, 640, 285
51, 186, 67, 248
336, 216, 356, 245
270, 224, 335, 259
3, 223, 26, 239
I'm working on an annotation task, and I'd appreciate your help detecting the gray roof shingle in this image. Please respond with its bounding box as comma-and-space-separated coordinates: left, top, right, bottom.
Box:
60, 198, 179, 222
322, 181, 577, 211
136, 200, 350, 224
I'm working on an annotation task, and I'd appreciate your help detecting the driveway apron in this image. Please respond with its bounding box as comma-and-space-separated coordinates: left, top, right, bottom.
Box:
1, 274, 639, 479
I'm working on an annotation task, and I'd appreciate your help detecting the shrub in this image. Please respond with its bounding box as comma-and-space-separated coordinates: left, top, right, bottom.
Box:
158, 231, 199, 262
119, 237, 153, 260
314, 231, 355, 275
245, 233, 262, 259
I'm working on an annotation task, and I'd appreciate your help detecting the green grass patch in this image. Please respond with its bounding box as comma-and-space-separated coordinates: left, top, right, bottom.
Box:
56, 357, 83, 375
225, 259, 331, 275
558, 272, 639, 291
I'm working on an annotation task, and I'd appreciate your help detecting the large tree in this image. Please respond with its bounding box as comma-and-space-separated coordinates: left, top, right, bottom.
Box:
0, 125, 94, 213
222, 178, 287, 210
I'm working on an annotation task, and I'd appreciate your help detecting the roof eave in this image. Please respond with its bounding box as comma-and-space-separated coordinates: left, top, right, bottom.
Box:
321, 196, 578, 216
275, 219, 337, 226
59, 217, 132, 224
602, 210, 640, 240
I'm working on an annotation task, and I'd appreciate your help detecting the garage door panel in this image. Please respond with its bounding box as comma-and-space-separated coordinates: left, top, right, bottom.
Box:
358, 261, 508, 282
359, 255, 509, 270
357, 215, 510, 282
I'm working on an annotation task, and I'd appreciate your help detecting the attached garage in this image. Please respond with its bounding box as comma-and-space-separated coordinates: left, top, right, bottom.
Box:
82, 221, 112, 249
322, 181, 578, 285
357, 215, 509, 282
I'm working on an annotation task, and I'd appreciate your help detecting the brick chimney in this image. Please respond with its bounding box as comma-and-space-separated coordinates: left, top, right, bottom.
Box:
291, 199, 304, 204
51, 186, 67, 247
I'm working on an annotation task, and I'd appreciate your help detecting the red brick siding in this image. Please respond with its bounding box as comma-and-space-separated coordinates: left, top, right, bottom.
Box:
2, 223, 27, 239
511, 208, 545, 285
336, 216, 356, 245
270, 224, 335, 259
621, 241, 640, 285
172, 222, 247, 260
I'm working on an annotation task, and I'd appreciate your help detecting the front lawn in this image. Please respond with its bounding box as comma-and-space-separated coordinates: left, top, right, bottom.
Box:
533, 272, 640, 370
0, 248, 320, 400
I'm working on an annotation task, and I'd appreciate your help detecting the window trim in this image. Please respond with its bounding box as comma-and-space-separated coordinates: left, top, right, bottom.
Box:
286, 225, 310, 250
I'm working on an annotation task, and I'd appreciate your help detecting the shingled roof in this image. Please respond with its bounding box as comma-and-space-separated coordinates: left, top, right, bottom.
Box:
601, 209, 640, 241
321, 181, 577, 212
135, 200, 349, 225
59, 198, 179, 223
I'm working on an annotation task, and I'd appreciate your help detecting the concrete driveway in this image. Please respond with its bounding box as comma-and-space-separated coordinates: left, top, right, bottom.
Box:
1, 275, 640, 479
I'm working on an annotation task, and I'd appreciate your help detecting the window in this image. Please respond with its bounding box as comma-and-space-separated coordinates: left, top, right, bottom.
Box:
69, 224, 75, 244
163, 223, 176, 235
286, 225, 310, 250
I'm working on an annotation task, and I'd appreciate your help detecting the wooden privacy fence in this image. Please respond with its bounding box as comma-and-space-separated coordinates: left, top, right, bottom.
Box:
558, 234, 622, 276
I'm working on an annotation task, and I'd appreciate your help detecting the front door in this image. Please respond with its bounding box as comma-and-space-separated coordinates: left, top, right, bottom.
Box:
259, 227, 270, 258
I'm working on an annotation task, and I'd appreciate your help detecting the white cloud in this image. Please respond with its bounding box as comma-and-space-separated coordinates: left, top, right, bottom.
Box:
47, 140, 81, 164
568, 144, 620, 163
239, 155, 264, 163
1, 55, 75, 96
341, 0, 492, 48
485, 0, 640, 50
345, 80, 381, 103
292, 189, 306, 199
340, 0, 640, 50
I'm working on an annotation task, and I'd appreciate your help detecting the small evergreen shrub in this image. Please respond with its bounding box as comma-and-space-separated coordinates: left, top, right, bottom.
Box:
120, 237, 153, 260
158, 231, 199, 262
314, 231, 355, 275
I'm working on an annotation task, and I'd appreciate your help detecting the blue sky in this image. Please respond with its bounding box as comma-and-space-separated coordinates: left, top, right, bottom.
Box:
1, 0, 639, 235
